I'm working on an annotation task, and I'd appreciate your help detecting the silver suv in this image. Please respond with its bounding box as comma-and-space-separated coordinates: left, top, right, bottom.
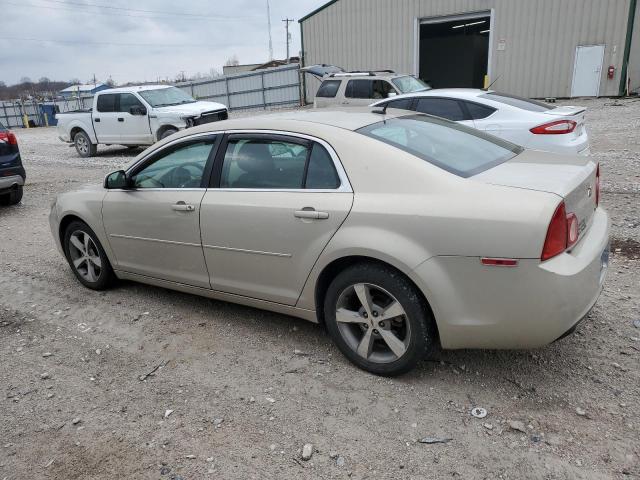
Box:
303, 65, 431, 108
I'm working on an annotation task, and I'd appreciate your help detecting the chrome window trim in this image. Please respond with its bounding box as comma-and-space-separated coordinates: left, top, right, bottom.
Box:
122, 129, 353, 193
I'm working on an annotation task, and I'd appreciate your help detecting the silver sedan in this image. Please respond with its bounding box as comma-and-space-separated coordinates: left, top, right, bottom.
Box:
49, 109, 610, 375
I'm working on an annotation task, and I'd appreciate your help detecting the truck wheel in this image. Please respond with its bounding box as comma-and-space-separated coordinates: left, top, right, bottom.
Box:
0, 185, 23, 206
160, 128, 178, 140
74, 131, 97, 158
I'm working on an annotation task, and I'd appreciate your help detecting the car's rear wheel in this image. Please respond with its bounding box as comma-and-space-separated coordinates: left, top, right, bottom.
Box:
63, 220, 115, 290
0, 185, 23, 206
74, 131, 97, 158
323, 263, 435, 376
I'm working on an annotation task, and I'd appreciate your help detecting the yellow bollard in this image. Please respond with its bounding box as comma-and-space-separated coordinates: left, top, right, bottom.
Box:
22, 114, 30, 128
484, 75, 490, 89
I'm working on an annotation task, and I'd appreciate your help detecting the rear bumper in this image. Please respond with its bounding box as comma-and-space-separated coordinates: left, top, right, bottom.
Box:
0, 173, 25, 193
413, 207, 610, 349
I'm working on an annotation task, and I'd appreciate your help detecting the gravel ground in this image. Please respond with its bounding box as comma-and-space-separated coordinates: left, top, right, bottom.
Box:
0, 98, 638, 479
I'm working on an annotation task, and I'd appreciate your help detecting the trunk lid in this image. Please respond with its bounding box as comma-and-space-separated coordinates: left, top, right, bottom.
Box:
474, 150, 598, 238
301, 64, 344, 79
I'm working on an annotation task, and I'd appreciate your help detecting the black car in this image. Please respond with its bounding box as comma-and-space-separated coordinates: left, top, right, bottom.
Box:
0, 120, 25, 205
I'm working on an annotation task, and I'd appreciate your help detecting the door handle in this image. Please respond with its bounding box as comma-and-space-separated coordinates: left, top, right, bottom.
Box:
294, 208, 329, 220
118, 117, 124, 122
172, 202, 195, 212
94, 118, 100, 122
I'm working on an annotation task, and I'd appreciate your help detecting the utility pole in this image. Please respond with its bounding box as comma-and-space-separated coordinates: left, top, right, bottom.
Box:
282, 18, 294, 62
266, 0, 273, 61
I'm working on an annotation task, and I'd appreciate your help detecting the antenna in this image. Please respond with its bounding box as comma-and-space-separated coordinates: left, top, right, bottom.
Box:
266, 0, 273, 61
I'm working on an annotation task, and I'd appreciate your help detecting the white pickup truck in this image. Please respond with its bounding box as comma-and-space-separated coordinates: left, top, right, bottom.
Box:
56, 85, 228, 157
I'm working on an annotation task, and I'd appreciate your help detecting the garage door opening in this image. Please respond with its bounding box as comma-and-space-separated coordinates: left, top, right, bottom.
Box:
419, 13, 491, 89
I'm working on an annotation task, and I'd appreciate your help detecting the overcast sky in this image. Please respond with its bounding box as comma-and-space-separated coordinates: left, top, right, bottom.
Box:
0, 0, 328, 85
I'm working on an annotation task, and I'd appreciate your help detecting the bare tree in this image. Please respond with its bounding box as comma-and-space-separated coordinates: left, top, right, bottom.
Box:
224, 55, 240, 67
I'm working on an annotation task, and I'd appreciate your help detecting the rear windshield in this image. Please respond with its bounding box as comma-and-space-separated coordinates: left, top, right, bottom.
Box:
357, 115, 522, 177
392, 76, 431, 94
480, 92, 555, 112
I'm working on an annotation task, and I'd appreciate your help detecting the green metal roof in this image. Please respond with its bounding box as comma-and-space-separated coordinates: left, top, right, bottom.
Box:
299, 0, 341, 23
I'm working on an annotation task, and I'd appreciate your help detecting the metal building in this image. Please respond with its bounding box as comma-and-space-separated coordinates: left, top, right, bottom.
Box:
299, 0, 639, 101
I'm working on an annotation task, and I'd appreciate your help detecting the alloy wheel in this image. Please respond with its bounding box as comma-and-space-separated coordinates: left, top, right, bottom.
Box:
76, 135, 88, 155
68, 230, 102, 282
335, 283, 410, 364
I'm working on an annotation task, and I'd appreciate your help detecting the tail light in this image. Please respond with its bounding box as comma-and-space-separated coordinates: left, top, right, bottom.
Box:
595, 163, 600, 206
541, 201, 581, 261
0, 130, 18, 145
530, 120, 577, 135
566, 213, 579, 247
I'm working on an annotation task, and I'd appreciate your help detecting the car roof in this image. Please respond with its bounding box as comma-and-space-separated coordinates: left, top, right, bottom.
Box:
98, 85, 173, 94
168, 108, 414, 141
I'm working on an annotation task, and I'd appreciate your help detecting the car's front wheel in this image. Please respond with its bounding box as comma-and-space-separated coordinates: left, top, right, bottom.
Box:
63, 220, 115, 290
324, 263, 436, 376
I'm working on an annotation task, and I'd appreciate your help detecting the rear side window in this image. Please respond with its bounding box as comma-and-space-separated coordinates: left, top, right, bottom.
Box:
480, 92, 554, 112
415, 98, 466, 121
96, 94, 117, 113
357, 115, 522, 178
317, 80, 341, 98
305, 144, 340, 189
220, 137, 340, 190
463, 101, 496, 120
346, 80, 372, 99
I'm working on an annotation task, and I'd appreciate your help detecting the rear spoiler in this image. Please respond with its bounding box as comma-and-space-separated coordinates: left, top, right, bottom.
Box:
544, 106, 587, 117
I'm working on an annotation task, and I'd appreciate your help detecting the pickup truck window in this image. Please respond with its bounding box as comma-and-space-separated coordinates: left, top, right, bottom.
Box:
139, 87, 196, 108
119, 93, 144, 112
96, 94, 117, 113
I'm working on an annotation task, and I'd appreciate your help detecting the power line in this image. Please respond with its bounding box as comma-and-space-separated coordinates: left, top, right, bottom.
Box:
37, 0, 259, 19
0, 0, 259, 21
0, 35, 249, 48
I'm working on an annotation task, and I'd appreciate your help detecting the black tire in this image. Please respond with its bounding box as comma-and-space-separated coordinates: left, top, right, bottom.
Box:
63, 220, 116, 290
159, 128, 178, 140
0, 185, 23, 206
323, 263, 436, 376
74, 130, 97, 158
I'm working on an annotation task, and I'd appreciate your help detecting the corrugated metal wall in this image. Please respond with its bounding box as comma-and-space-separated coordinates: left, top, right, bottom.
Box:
301, 0, 632, 99
175, 64, 301, 110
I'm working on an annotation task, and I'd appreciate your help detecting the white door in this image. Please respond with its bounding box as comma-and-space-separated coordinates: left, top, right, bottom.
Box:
571, 45, 605, 97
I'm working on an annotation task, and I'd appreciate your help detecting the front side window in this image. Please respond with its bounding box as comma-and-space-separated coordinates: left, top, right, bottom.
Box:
119, 93, 144, 113
392, 76, 431, 93
357, 115, 522, 177
415, 98, 467, 121
138, 87, 196, 107
96, 94, 117, 113
371, 80, 396, 99
132, 139, 215, 188
317, 80, 341, 98
220, 137, 340, 190
382, 98, 414, 110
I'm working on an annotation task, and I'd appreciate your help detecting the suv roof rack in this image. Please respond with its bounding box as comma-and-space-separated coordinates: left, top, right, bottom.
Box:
328, 69, 396, 78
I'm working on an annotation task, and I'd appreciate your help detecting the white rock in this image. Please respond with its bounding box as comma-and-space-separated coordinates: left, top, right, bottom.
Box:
301, 443, 313, 460
164, 409, 174, 418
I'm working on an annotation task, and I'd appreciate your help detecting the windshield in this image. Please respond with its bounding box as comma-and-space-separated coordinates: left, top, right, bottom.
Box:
357, 115, 522, 177
392, 76, 431, 93
139, 87, 196, 107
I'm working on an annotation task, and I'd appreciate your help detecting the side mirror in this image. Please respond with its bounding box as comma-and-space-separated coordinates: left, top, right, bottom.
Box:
387, 92, 397, 98
104, 170, 130, 189
130, 106, 147, 116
